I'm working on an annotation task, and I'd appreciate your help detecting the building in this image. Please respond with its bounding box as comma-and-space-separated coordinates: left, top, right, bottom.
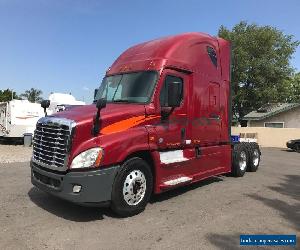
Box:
243, 103, 300, 128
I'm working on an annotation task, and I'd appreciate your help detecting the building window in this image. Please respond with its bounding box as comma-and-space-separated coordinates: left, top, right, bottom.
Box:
264, 122, 284, 128
207, 46, 217, 68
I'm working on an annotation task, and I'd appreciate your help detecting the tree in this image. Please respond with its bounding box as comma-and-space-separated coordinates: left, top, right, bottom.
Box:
218, 21, 299, 120
287, 72, 300, 102
20, 88, 43, 103
0, 89, 19, 102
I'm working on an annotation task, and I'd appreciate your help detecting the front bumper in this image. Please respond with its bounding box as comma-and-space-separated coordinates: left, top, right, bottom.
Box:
31, 161, 119, 206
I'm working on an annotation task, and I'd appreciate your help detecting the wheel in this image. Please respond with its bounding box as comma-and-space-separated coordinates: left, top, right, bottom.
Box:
232, 143, 248, 177
247, 142, 261, 172
241, 142, 252, 154
111, 157, 153, 217
295, 144, 300, 153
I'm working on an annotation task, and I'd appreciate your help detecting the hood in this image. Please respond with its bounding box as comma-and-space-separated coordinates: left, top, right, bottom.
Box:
52, 103, 146, 126
51, 103, 148, 140
51, 103, 147, 160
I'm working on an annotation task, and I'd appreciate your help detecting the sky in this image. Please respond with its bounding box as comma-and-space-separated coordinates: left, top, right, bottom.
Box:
0, 0, 300, 103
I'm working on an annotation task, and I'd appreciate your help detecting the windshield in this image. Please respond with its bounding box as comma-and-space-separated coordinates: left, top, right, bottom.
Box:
94, 71, 158, 104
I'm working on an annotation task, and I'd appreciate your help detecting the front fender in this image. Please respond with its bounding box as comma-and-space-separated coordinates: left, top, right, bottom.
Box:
99, 126, 150, 166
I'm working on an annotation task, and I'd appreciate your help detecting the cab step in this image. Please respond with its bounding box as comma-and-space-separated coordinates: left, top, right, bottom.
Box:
159, 176, 193, 190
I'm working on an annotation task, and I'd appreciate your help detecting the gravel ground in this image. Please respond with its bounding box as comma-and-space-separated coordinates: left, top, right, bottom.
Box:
0, 148, 299, 250
0, 145, 32, 163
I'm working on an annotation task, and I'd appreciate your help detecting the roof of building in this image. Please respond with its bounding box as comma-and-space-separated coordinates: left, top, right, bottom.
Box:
243, 103, 300, 120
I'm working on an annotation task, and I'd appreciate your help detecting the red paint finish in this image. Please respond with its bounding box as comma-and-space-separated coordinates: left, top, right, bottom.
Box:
52, 32, 232, 194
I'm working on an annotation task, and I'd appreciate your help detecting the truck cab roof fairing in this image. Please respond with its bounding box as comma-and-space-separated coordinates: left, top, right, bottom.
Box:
107, 32, 224, 76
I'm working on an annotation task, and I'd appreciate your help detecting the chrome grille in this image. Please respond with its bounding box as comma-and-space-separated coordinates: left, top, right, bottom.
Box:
32, 117, 75, 170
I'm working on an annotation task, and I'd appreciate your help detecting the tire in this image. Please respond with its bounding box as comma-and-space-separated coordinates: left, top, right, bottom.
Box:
295, 144, 300, 153
247, 142, 261, 172
111, 157, 153, 217
241, 142, 252, 154
232, 143, 248, 177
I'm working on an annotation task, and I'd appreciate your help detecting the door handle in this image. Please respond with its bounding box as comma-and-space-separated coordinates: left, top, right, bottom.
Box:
195, 146, 201, 158
209, 114, 220, 120
181, 128, 186, 141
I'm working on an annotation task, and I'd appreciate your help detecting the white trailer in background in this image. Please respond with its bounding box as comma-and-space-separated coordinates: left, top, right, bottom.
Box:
48, 93, 85, 112
0, 93, 85, 143
0, 100, 44, 141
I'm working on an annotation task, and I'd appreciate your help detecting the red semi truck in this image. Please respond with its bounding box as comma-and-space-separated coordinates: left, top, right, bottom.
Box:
31, 33, 261, 216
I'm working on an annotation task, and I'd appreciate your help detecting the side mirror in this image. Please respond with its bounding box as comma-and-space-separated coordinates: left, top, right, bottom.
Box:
41, 100, 50, 116
41, 100, 50, 109
167, 81, 182, 107
92, 98, 107, 136
94, 88, 98, 100
96, 98, 107, 109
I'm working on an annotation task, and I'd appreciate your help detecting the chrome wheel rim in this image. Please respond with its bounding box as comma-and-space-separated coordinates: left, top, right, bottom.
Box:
123, 170, 146, 206
239, 151, 247, 171
253, 149, 260, 166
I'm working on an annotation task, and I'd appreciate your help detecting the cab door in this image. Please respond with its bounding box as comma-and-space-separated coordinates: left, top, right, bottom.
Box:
154, 69, 190, 150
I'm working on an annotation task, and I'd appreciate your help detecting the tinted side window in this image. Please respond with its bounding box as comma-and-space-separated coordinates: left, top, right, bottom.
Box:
160, 75, 183, 106
207, 46, 217, 68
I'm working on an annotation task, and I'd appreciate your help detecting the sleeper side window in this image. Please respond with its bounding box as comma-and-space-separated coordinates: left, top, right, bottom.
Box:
160, 75, 183, 107
207, 46, 218, 68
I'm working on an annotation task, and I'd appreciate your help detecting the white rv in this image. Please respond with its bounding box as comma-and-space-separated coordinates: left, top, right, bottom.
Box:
0, 93, 85, 143
48, 93, 85, 112
0, 100, 44, 139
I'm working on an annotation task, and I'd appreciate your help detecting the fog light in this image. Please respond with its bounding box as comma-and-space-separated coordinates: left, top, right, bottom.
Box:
73, 185, 82, 193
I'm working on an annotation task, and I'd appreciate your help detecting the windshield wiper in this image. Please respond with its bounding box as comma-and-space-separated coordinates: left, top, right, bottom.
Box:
113, 99, 133, 103
111, 99, 138, 103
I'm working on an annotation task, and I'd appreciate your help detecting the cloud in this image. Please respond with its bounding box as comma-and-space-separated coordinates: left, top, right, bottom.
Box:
82, 86, 90, 91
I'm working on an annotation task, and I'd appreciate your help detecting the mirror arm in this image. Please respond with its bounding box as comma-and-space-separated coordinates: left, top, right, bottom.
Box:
43, 107, 48, 117
92, 109, 101, 136
161, 107, 175, 121
91, 98, 107, 136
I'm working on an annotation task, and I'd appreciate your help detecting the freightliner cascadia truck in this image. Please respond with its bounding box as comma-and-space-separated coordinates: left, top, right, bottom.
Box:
31, 33, 261, 216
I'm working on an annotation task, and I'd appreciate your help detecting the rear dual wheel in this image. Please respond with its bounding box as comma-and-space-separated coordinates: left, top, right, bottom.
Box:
232, 143, 248, 177
232, 142, 261, 177
247, 142, 261, 172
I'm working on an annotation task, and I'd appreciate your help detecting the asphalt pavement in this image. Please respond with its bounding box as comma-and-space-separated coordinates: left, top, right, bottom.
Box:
0, 148, 299, 250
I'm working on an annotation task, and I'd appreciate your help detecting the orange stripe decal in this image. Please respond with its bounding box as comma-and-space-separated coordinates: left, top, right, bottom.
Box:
100, 115, 160, 135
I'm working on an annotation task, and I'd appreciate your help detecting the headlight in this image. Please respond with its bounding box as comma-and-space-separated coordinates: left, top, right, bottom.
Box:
70, 147, 103, 169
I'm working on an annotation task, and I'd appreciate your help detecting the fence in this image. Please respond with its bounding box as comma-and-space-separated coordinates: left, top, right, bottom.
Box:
231, 127, 300, 148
